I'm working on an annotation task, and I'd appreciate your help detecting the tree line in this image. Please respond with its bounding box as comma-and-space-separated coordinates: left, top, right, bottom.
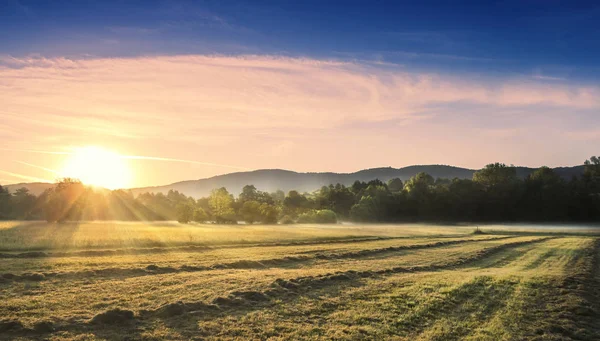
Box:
1, 156, 599, 224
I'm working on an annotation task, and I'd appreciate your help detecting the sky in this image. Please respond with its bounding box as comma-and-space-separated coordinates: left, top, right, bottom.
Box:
1, 0, 599, 188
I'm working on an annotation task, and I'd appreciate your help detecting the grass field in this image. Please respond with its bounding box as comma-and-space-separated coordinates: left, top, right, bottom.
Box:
0, 222, 599, 340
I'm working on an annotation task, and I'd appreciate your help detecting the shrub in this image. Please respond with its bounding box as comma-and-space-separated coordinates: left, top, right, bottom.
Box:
296, 210, 316, 223
279, 215, 295, 224
315, 209, 337, 223
297, 209, 337, 224
472, 226, 485, 235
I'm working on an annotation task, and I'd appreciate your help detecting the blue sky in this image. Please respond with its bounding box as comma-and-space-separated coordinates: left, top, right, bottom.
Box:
1, 1, 600, 187
2, 0, 599, 80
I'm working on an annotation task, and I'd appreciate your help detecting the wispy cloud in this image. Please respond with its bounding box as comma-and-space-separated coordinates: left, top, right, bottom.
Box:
0, 169, 52, 183
15, 161, 60, 174
107, 26, 160, 35
562, 129, 600, 141
1, 54, 599, 184
7, 0, 33, 17
333, 50, 504, 66
383, 31, 450, 43
0, 148, 71, 156
104, 3, 256, 38
381, 50, 501, 62
120, 155, 248, 170
2, 148, 248, 171
532, 74, 567, 81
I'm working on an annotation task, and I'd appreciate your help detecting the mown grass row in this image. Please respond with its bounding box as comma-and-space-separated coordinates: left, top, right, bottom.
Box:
0, 236, 553, 339
0, 236, 512, 284
3, 235, 597, 341
0, 235, 417, 258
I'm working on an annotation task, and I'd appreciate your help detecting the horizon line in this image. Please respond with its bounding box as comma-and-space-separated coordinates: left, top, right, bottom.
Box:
1, 162, 585, 189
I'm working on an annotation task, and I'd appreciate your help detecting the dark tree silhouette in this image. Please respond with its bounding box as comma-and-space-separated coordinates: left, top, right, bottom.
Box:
2, 156, 599, 224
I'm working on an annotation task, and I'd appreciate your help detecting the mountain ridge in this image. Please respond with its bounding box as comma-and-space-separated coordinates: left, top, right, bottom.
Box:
3, 165, 585, 198
127, 164, 584, 198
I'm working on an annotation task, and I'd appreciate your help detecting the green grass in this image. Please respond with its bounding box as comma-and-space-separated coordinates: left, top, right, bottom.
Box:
0, 222, 598, 340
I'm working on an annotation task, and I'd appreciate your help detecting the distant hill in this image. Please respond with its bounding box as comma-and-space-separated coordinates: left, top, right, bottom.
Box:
3, 182, 54, 196
129, 165, 585, 198
3, 165, 585, 198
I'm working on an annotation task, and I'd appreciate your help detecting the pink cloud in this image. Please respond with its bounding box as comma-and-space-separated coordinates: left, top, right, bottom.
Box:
1, 54, 598, 186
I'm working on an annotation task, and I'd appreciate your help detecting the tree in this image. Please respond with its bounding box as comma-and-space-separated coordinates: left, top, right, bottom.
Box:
12, 187, 37, 219
0, 185, 11, 219
270, 190, 285, 204
314, 184, 355, 217
404, 173, 434, 193
259, 203, 280, 224
447, 179, 483, 221
44, 178, 87, 222
239, 185, 259, 203
176, 202, 194, 223
387, 178, 404, 192
240, 200, 261, 224
584, 156, 600, 194
473, 163, 521, 220
521, 167, 566, 220
584, 156, 600, 178
351, 180, 368, 195
208, 187, 235, 223
473, 163, 518, 188
239, 185, 274, 205
351, 182, 397, 221
240, 200, 279, 224
193, 207, 209, 223
5, 159, 600, 224
350, 196, 379, 222
403, 173, 436, 218
283, 190, 310, 215
136, 192, 173, 220
528, 166, 561, 184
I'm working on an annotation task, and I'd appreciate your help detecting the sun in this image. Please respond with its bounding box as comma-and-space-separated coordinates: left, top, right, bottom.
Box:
60, 146, 131, 189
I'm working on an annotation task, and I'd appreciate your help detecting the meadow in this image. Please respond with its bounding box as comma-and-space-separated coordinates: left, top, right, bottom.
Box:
0, 221, 599, 340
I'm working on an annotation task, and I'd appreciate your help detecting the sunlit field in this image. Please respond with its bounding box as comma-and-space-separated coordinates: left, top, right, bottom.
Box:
0, 221, 480, 251
1, 222, 599, 340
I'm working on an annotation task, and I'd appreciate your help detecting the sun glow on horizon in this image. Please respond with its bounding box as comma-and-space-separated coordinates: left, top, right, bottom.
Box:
60, 146, 131, 189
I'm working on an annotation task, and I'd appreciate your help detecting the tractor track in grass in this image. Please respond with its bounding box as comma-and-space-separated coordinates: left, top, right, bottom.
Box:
555, 238, 600, 339
278, 237, 594, 341
400, 276, 519, 340
0, 236, 514, 284
462, 237, 600, 341
0, 236, 553, 339
471, 237, 568, 271
299, 237, 598, 341
379, 239, 581, 339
